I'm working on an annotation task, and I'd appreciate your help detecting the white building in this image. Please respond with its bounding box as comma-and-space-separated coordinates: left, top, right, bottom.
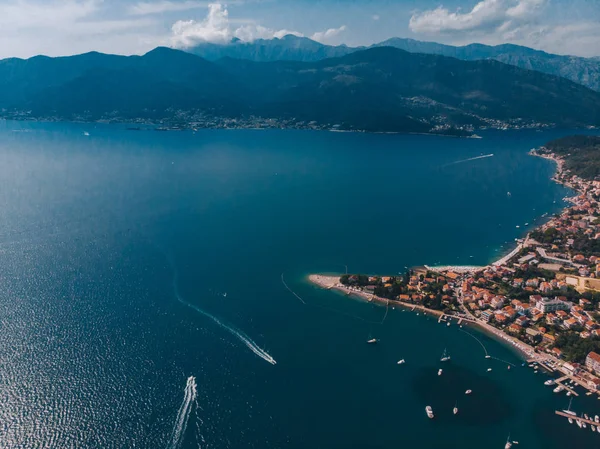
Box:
535, 297, 572, 313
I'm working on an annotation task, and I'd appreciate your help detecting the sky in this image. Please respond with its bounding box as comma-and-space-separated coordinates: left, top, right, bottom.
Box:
0, 0, 599, 59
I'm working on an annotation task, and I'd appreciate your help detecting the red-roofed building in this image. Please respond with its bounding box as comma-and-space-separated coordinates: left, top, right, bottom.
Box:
586, 352, 600, 374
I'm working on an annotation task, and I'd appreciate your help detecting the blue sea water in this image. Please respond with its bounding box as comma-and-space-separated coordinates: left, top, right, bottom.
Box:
0, 120, 599, 448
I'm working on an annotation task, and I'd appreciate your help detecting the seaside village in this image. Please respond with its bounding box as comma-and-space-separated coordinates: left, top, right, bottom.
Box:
338, 146, 600, 407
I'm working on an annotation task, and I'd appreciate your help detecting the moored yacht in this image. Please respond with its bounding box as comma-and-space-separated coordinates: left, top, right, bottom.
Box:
553, 386, 564, 393
544, 379, 555, 386
504, 435, 512, 449
453, 401, 458, 415
425, 406, 434, 419
438, 369, 443, 376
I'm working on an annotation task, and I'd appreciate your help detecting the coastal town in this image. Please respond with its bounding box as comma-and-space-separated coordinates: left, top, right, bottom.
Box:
311, 136, 600, 403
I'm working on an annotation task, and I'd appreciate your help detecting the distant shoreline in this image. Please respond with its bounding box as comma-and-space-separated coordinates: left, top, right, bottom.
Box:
0, 116, 554, 139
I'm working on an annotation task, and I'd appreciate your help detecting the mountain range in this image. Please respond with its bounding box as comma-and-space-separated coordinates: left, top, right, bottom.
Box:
1, 46, 599, 134
187, 35, 600, 92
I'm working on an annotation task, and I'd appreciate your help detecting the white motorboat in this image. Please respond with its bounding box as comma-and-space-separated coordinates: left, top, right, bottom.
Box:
487, 368, 493, 372
438, 369, 443, 376
426, 406, 434, 419
544, 379, 555, 386
465, 389, 472, 395
397, 359, 406, 365
367, 338, 378, 344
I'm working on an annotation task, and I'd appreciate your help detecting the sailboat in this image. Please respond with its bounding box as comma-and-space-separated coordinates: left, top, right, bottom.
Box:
563, 397, 576, 416
504, 434, 513, 449
453, 401, 458, 415
440, 348, 451, 362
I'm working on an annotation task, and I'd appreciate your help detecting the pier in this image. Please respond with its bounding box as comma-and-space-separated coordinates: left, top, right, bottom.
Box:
554, 376, 579, 396
555, 410, 598, 427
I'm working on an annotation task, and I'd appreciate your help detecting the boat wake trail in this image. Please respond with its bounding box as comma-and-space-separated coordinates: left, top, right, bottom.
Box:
444, 153, 494, 167
167, 376, 197, 449
167, 256, 276, 365
459, 328, 489, 357
281, 273, 306, 304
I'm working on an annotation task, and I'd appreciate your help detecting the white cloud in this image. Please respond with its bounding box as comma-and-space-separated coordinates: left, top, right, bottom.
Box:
311, 25, 347, 43
408, 0, 600, 57
409, 0, 545, 34
170, 3, 312, 47
170, 3, 233, 45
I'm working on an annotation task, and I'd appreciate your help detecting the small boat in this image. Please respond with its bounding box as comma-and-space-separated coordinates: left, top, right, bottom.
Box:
487, 368, 492, 372
569, 418, 574, 424
585, 414, 590, 420
465, 389, 472, 395
524, 223, 529, 226
486, 355, 491, 359
534, 370, 538, 374
566, 391, 571, 397
544, 379, 555, 386
440, 348, 451, 362
453, 401, 458, 415
577, 419, 583, 428
438, 369, 443, 376
507, 365, 511, 370
83, 131, 90, 136
367, 338, 378, 344
595, 415, 599, 423
446, 322, 451, 327
515, 225, 520, 228
597, 426, 600, 434
592, 425, 596, 432
582, 415, 587, 428
425, 406, 434, 419
397, 359, 406, 365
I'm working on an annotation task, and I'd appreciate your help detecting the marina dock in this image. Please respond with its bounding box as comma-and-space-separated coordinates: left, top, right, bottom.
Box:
555, 410, 598, 427
554, 376, 579, 396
